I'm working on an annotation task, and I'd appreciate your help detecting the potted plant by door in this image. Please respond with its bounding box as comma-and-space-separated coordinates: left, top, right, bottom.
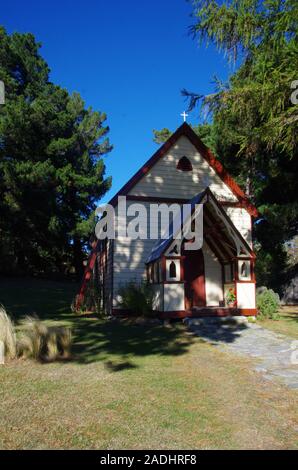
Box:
226, 288, 236, 308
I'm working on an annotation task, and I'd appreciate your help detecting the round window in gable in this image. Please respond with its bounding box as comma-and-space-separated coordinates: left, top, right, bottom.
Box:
176, 156, 193, 172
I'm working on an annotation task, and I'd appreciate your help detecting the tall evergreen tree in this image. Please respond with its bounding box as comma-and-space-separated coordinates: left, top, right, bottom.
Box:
0, 27, 112, 277
153, 0, 297, 291
186, 0, 298, 290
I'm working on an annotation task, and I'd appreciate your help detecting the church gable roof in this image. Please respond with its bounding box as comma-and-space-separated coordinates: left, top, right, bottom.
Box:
146, 187, 254, 264
109, 122, 258, 217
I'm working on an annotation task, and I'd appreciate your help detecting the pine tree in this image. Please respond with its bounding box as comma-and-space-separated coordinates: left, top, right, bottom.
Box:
0, 27, 112, 277
156, 0, 298, 291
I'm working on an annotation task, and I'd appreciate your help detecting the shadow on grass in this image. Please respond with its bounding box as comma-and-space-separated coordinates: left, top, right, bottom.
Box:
104, 360, 138, 372
281, 314, 298, 324
0, 278, 78, 320
67, 315, 196, 366
188, 321, 248, 345
0, 278, 197, 369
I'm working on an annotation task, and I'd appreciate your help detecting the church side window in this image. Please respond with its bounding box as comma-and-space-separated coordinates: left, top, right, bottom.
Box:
169, 261, 177, 278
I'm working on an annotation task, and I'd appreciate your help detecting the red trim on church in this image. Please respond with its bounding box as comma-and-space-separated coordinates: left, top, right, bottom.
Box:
126, 194, 250, 211
112, 308, 257, 318
75, 240, 99, 310
159, 308, 257, 319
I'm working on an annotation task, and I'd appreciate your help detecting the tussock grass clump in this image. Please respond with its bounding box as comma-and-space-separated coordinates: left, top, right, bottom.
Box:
18, 316, 72, 362
0, 304, 17, 359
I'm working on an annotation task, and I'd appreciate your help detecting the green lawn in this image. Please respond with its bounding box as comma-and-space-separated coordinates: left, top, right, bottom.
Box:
0, 278, 298, 450
259, 306, 298, 339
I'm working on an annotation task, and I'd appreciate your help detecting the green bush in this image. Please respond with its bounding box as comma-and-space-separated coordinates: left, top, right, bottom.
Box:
118, 281, 154, 317
257, 287, 280, 320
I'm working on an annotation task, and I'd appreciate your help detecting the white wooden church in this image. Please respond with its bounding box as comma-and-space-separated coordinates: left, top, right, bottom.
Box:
77, 122, 258, 318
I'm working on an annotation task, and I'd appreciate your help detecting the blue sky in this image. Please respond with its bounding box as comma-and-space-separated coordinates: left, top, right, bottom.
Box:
2, 0, 232, 202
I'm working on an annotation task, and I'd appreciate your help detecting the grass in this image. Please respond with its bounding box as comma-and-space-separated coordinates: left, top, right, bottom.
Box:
258, 306, 298, 339
0, 277, 77, 322
0, 278, 298, 449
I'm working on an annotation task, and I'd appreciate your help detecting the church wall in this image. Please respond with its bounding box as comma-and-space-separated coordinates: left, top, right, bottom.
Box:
203, 242, 224, 307
112, 201, 160, 308
163, 284, 185, 312
236, 283, 256, 309
113, 238, 155, 307
128, 136, 237, 202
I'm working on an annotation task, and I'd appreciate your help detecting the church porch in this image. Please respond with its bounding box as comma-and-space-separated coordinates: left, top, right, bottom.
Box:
146, 188, 257, 318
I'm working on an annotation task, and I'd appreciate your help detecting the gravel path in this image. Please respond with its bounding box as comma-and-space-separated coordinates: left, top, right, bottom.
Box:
185, 318, 298, 390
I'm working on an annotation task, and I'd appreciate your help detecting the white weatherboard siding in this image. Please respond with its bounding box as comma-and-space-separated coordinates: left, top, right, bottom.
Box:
113, 237, 155, 306
113, 201, 161, 307
203, 242, 223, 306
225, 207, 252, 247
236, 283, 256, 309
128, 136, 237, 202
164, 284, 185, 311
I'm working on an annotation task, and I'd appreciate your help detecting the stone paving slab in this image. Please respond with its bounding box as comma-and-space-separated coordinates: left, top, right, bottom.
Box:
185, 319, 298, 390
